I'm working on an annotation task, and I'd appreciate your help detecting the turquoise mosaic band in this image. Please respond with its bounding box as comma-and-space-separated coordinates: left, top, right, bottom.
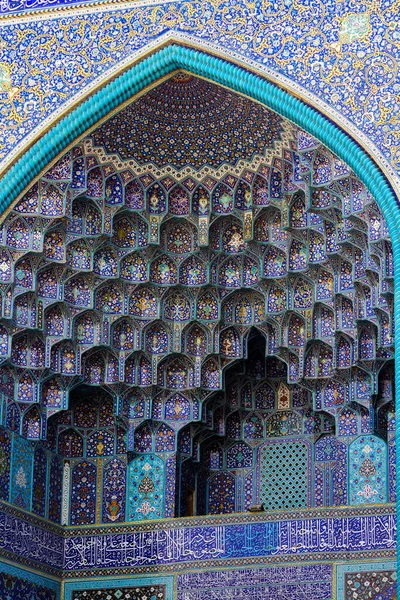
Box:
0, 42, 399, 573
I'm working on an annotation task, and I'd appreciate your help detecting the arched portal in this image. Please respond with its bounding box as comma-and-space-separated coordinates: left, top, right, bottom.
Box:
0, 47, 398, 539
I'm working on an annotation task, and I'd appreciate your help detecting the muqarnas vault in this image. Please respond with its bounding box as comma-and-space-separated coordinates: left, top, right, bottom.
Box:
0, 74, 396, 600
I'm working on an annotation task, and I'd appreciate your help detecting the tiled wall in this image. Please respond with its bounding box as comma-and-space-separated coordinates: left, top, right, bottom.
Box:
0, 560, 60, 600
0, 500, 396, 599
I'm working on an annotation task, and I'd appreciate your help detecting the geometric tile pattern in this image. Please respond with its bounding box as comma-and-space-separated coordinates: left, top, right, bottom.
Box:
259, 440, 309, 510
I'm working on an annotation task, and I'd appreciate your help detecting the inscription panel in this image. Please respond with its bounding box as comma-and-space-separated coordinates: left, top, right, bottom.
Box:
177, 564, 332, 600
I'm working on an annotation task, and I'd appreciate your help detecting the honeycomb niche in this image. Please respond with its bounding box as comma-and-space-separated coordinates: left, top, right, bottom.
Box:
0, 74, 394, 525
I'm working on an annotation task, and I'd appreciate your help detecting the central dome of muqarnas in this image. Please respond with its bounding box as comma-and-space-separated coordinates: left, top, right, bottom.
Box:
91, 73, 284, 171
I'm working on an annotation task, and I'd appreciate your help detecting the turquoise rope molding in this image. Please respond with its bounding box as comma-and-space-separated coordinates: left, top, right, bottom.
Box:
0, 42, 399, 572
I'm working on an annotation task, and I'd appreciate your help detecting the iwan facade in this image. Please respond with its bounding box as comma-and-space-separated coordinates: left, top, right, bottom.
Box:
0, 1, 398, 598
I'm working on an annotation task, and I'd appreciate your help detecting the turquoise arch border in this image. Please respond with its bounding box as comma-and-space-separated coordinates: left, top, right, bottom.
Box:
0, 42, 399, 568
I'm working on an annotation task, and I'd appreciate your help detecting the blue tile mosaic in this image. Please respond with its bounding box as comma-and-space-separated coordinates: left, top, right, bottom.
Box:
0, 0, 399, 201
62, 511, 396, 570
0, 560, 60, 600
0, 4, 398, 595
0, 509, 64, 570
176, 564, 332, 600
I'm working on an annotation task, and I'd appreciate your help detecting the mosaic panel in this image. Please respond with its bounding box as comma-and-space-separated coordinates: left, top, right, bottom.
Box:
0, 570, 57, 600
70, 460, 97, 525
0, 428, 11, 502
71, 586, 166, 600
389, 437, 396, 503
48, 455, 62, 523
10, 435, 33, 511
349, 435, 387, 505
165, 454, 177, 519
102, 457, 126, 523
226, 442, 253, 469
64, 577, 173, 600
86, 429, 114, 458
315, 435, 348, 507
32, 447, 47, 518
208, 472, 235, 515
128, 454, 164, 521
344, 569, 396, 600
337, 562, 397, 600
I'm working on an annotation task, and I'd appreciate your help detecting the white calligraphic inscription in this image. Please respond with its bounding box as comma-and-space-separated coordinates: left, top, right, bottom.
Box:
64, 527, 225, 570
